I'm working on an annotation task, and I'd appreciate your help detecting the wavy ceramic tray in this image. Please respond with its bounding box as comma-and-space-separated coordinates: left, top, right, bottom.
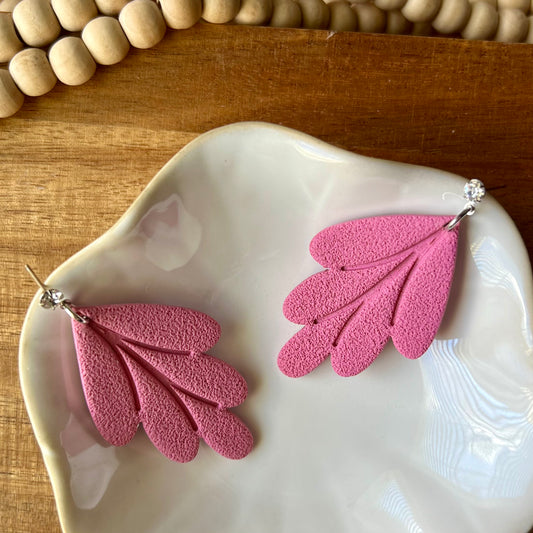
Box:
20, 123, 533, 533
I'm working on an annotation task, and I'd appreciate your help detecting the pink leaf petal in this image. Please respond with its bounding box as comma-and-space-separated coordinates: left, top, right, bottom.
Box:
124, 343, 248, 408
310, 215, 453, 268
392, 226, 459, 359
75, 304, 220, 353
283, 260, 404, 324
331, 259, 413, 376
278, 311, 350, 377
71, 322, 139, 446
182, 396, 253, 460
121, 351, 200, 463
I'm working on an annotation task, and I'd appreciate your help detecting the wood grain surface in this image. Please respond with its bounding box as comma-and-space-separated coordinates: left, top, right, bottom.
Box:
1, 22, 532, 533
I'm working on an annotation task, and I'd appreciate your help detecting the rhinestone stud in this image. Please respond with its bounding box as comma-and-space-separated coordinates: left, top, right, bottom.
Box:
464, 179, 486, 204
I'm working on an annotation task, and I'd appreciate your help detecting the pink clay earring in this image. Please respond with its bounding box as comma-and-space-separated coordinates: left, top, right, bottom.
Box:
25, 265, 253, 463
278, 179, 486, 378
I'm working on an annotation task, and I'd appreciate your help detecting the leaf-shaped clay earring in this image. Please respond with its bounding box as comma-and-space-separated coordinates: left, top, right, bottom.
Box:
278, 179, 486, 378
26, 266, 253, 462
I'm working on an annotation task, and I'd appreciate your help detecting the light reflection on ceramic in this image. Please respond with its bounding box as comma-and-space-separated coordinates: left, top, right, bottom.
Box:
472, 236, 533, 346
352, 472, 426, 532
19, 123, 533, 533
134, 194, 202, 271
60, 414, 118, 510
420, 339, 533, 499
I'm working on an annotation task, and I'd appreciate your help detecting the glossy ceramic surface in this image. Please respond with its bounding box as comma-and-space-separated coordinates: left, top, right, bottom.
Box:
20, 123, 533, 533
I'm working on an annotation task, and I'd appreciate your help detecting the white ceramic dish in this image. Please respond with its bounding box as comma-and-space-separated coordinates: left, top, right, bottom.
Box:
20, 123, 533, 533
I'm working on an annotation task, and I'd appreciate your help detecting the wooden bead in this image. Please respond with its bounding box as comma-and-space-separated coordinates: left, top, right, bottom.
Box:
9, 47, 55, 96
48, 36, 96, 85
432, 0, 471, 33
497, 0, 529, 12
401, 0, 441, 22
12, 0, 61, 47
351, 3, 386, 31
234, 0, 273, 24
0, 12, 23, 63
94, 0, 128, 15
374, 0, 406, 11
270, 0, 302, 27
202, 0, 241, 23
297, 0, 330, 28
0, 69, 23, 117
119, 0, 166, 48
386, 9, 412, 32
82, 16, 129, 65
328, 1, 357, 30
461, 1, 498, 39
0, 0, 22, 12
493, 7, 528, 41
159, 0, 202, 29
51, 0, 98, 32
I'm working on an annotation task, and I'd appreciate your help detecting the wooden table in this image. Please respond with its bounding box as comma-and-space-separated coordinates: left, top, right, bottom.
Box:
1, 22, 532, 533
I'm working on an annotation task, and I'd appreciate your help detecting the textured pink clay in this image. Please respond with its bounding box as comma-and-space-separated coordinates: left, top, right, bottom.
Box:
278, 215, 459, 377
71, 304, 253, 462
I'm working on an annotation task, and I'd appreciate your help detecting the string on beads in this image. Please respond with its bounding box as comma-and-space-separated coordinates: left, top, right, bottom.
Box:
0, 0, 532, 118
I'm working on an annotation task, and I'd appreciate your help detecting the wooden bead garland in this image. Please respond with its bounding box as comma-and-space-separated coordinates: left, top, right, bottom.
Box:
1, 0, 533, 119
9, 47, 56, 96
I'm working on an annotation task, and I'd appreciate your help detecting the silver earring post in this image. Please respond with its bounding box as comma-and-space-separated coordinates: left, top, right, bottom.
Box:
25, 265, 89, 323
445, 179, 486, 231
